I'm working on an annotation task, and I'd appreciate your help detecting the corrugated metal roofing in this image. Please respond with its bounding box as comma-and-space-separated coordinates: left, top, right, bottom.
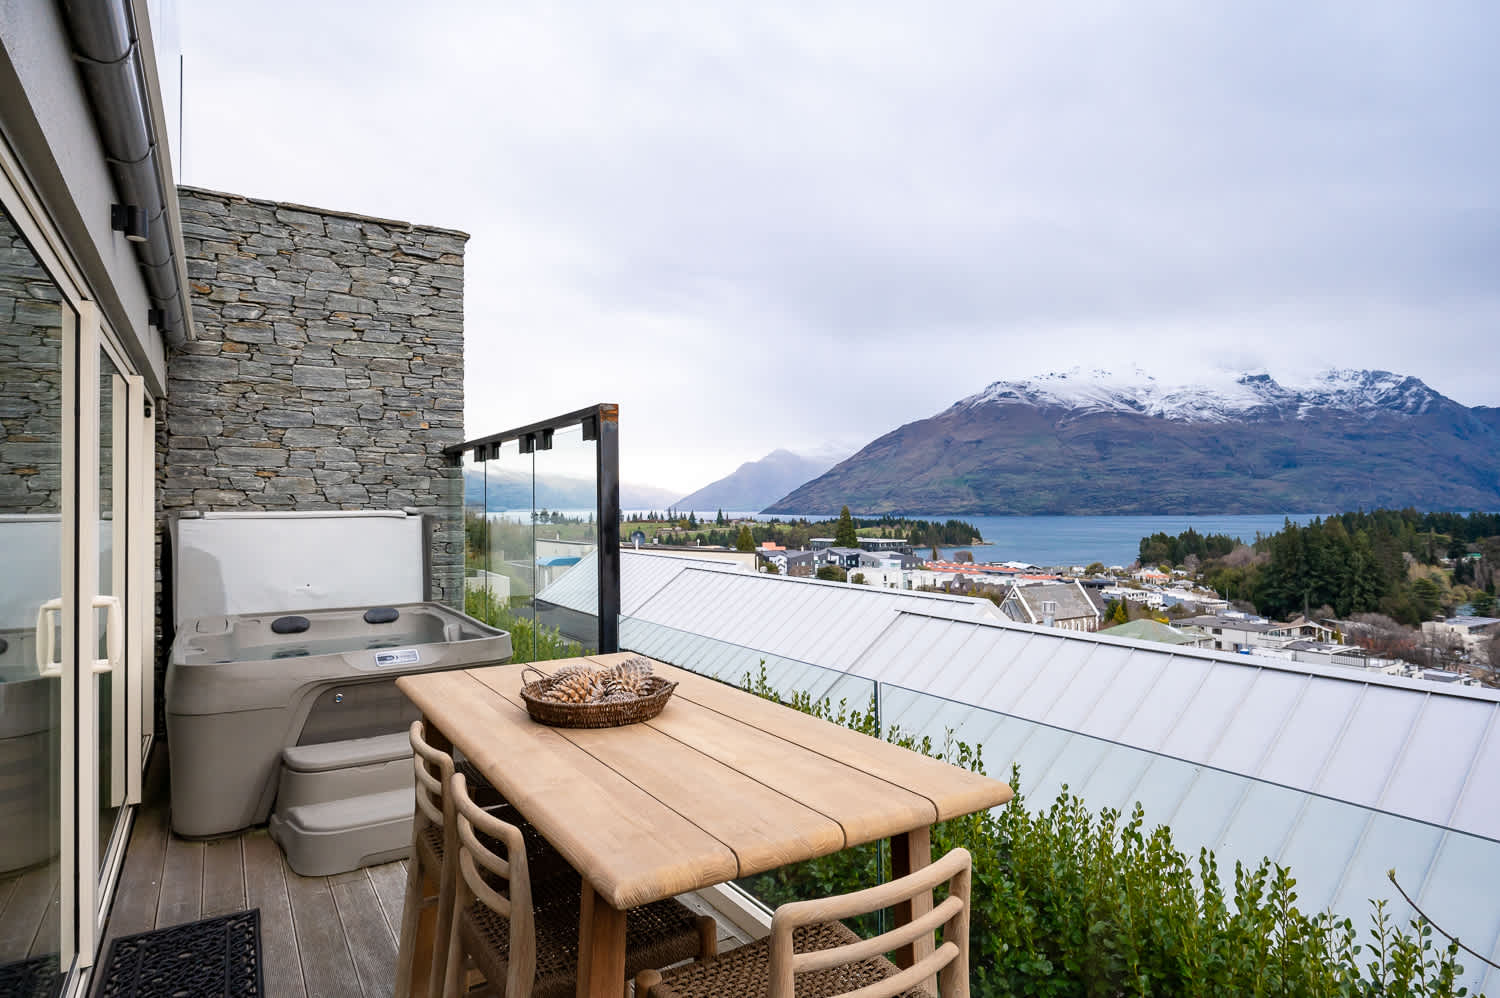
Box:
541, 552, 1500, 994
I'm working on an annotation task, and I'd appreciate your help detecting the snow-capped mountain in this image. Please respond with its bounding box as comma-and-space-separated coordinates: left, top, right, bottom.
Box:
766, 368, 1500, 516
954, 368, 1452, 423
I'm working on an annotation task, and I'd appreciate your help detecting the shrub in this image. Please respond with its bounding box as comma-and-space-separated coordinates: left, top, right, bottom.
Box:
463, 588, 587, 664
736, 667, 1479, 998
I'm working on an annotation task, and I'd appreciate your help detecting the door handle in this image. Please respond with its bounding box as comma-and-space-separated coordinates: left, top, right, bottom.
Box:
93, 594, 122, 675
34, 596, 121, 676
35, 597, 61, 677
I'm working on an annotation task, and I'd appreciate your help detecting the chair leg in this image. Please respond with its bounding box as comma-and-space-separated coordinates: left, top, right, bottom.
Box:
695, 915, 718, 960
441, 915, 468, 998
635, 969, 664, 997
394, 850, 425, 998
426, 850, 460, 998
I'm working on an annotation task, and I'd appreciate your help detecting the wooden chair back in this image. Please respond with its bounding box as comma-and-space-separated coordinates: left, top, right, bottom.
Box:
768, 847, 972, 998
450, 771, 537, 996
409, 719, 454, 835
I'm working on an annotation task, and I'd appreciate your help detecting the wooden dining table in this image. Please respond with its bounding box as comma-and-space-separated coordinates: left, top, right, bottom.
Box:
396, 653, 1013, 998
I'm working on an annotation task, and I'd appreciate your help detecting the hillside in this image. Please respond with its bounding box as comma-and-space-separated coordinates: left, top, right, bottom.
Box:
675, 449, 836, 512
766, 369, 1500, 515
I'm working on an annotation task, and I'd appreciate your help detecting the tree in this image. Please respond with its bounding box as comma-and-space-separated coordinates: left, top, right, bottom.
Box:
761, 560, 780, 575
688, 511, 698, 528
850, 572, 867, 585
1471, 590, 1496, 616
715, 508, 726, 526
816, 565, 848, 582
1108, 599, 1128, 626
735, 525, 755, 552
1085, 562, 1107, 577
835, 505, 858, 548
954, 551, 974, 564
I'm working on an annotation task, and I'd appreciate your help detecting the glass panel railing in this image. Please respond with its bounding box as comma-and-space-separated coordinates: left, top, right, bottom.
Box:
532, 422, 598, 653
450, 405, 618, 662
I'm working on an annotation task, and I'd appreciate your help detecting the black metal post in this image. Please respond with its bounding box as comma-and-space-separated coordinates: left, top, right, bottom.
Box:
595, 404, 621, 653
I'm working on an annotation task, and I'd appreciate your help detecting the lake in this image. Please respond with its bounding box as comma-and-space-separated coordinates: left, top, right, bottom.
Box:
529, 509, 1328, 570
721, 511, 1326, 569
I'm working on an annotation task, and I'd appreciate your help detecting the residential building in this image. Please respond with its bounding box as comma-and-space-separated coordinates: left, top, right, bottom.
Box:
999, 581, 1103, 631
760, 548, 815, 577
822, 545, 864, 569
1423, 616, 1500, 659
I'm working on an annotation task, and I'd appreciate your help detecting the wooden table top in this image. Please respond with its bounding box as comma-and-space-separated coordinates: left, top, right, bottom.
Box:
397, 653, 1013, 911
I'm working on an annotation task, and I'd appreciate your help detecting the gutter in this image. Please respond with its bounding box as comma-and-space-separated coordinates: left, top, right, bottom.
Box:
61, 0, 189, 345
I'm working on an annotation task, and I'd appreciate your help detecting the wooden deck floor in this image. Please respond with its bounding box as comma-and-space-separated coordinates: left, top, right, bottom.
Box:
102, 744, 750, 997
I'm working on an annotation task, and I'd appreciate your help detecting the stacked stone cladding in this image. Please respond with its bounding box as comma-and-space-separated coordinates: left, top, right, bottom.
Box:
160, 186, 468, 611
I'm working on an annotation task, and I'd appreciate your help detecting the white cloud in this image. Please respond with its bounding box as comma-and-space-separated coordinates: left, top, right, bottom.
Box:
180, 2, 1500, 493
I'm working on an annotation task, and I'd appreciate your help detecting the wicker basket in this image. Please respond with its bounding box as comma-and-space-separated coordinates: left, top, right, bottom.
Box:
519, 665, 677, 729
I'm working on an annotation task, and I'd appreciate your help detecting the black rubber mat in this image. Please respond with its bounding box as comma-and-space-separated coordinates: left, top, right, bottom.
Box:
94, 909, 262, 998
0, 955, 62, 998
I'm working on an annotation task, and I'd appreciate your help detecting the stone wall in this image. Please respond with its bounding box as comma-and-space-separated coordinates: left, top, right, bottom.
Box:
161, 187, 468, 610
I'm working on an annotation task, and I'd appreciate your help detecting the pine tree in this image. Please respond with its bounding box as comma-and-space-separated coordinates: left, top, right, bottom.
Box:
835, 505, 858, 548
716, 508, 726, 526
736, 525, 755, 552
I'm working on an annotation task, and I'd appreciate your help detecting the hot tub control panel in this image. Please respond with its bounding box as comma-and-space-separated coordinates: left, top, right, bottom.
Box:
373, 648, 420, 668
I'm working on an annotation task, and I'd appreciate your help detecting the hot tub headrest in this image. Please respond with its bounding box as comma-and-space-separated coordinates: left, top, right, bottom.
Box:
271, 615, 311, 635
363, 607, 400, 625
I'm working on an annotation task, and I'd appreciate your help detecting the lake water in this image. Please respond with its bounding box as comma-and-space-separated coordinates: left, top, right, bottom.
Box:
557, 509, 1328, 571
714, 511, 1325, 569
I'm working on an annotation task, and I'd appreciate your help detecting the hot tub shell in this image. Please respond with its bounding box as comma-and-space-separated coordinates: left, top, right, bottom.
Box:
164, 511, 511, 839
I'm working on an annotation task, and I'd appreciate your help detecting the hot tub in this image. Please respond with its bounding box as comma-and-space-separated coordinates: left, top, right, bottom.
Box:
164, 511, 512, 840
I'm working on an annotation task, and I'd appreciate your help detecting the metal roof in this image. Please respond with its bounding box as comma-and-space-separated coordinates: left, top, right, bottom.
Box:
566, 558, 1500, 994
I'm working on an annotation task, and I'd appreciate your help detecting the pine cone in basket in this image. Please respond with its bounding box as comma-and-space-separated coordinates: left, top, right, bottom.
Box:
543, 668, 605, 703
604, 658, 656, 698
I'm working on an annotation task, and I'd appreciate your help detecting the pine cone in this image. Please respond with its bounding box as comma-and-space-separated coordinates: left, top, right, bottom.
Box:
543, 668, 605, 703
605, 658, 656, 698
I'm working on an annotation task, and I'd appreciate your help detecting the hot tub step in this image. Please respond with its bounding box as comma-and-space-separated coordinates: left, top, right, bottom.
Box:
276, 732, 413, 810
269, 787, 413, 877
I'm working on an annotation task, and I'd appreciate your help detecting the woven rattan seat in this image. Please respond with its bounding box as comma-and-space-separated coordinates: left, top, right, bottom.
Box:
638, 922, 931, 998
443, 772, 718, 997
637, 848, 973, 998
455, 887, 708, 998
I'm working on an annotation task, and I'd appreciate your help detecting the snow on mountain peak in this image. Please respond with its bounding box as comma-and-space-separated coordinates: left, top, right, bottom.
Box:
957, 367, 1449, 422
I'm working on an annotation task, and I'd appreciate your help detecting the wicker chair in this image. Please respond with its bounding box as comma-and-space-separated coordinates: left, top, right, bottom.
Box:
395, 721, 577, 998
635, 847, 973, 998
443, 772, 718, 998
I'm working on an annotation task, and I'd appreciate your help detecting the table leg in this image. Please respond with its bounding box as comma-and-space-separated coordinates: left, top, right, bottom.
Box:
577, 880, 628, 998
891, 825, 935, 991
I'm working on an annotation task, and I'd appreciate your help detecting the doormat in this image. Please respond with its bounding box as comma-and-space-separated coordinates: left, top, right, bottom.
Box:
0, 955, 62, 998
94, 909, 263, 998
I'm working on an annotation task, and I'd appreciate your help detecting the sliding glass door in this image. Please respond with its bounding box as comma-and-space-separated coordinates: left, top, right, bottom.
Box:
0, 200, 68, 991
0, 166, 155, 988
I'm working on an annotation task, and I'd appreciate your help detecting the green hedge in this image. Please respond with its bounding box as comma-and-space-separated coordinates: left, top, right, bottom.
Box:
463, 589, 588, 664
736, 669, 1480, 998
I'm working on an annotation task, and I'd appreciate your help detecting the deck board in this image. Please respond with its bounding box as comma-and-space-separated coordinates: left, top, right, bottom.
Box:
364, 859, 409, 941
155, 833, 203, 928
201, 836, 247, 918
286, 868, 362, 998
331, 872, 399, 996
242, 829, 306, 998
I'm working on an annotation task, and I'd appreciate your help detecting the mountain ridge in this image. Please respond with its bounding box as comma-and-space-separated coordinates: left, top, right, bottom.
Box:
766, 369, 1500, 516
676, 449, 838, 512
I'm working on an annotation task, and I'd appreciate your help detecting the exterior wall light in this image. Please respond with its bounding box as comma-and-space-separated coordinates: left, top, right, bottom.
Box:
111, 203, 148, 242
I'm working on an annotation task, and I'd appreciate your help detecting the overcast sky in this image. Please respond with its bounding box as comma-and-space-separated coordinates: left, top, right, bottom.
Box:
177, 2, 1499, 494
